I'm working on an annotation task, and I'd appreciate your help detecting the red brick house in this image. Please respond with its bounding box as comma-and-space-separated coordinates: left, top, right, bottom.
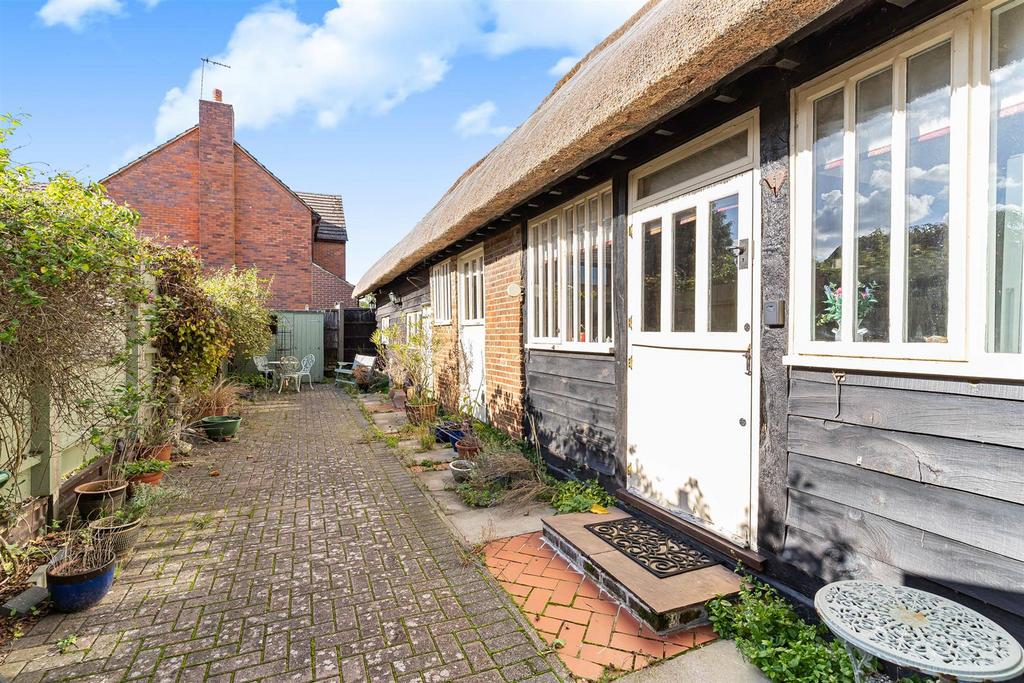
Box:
104, 90, 355, 310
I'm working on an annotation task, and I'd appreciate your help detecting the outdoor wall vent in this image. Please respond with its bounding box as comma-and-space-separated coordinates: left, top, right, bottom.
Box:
654, 129, 674, 136
713, 92, 738, 104
610, 154, 627, 161
576, 173, 591, 180
774, 57, 801, 70
549, 190, 563, 196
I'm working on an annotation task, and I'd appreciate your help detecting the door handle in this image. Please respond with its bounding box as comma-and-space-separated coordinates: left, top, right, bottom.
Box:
730, 239, 750, 269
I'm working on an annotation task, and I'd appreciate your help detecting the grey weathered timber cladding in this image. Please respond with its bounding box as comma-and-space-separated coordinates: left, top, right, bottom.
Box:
526, 349, 618, 476
784, 368, 1024, 640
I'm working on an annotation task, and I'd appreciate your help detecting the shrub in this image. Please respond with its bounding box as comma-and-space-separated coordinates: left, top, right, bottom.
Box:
708, 576, 858, 682
200, 267, 272, 361
119, 458, 172, 478
149, 246, 231, 388
371, 320, 440, 405
0, 116, 149, 507
550, 479, 614, 513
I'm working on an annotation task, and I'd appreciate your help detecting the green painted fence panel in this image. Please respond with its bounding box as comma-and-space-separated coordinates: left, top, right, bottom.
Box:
267, 311, 325, 382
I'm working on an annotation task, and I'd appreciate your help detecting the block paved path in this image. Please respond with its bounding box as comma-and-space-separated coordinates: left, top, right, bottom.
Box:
4, 387, 563, 683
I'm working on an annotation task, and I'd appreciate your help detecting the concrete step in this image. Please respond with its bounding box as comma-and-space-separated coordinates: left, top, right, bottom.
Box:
543, 508, 741, 635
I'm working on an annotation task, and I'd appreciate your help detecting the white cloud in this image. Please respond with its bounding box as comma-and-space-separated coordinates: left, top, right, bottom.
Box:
454, 101, 512, 138
485, 0, 645, 56
38, 0, 121, 30
135, 0, 647, 153
548, 56, 579, 77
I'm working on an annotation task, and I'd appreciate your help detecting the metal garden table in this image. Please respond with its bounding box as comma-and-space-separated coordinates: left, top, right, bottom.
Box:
815, 580, 1024, 682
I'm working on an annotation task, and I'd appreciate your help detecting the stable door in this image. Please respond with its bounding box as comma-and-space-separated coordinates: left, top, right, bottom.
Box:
458, 248, 487, 421
626, 171, 755, 546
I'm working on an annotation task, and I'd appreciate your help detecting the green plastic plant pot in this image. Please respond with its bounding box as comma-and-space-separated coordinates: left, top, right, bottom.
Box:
200, 415, 241, 441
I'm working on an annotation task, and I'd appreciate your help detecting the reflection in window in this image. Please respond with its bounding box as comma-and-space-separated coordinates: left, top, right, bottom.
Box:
602, 192, 614, 342
672, 209, 697, 332
813, 90, 845, 341
989, 0, 1024, 353
638, 131, 748, 199
642, 218, 662, 332
709, 195, 740, 331
905, 41, 951, 343
855, 69, 893, 342
577, 204, 587, 341
589, 197, 599, 340
565, 209, 575, 339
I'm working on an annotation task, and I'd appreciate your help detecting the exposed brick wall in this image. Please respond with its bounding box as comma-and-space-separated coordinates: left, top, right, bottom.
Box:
482, 226, 525, 437
105, 97, 333, 310
311, 264, 356, 309
313, 240, 346, 280
198, 100, 236, 270
233, 148, 311, 309
105, 129, 201, 247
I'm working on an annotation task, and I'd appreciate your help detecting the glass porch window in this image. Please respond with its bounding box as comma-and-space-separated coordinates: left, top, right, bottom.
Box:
602, 191, 614, 342
812, 90, 845, 342
989, 0, 1024, 353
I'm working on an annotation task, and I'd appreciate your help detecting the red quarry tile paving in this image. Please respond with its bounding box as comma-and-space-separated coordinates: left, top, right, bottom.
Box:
483, 531, 718, 681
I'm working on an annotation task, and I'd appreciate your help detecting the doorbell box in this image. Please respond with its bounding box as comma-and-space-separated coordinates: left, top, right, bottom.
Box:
763, 299, 785, 327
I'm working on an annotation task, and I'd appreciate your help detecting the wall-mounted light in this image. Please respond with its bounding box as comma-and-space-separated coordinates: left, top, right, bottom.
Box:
506, 283, 523, 298
389, 291, 402, 307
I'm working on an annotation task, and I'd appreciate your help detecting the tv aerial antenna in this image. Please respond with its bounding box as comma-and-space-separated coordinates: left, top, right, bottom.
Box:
200, 57, 231, 99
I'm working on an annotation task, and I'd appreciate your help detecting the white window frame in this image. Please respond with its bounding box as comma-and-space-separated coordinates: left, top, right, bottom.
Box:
430, 261, 453, 325
526, 183, 615, 353
788, 0, 1024, 380
458, 247, 485, 326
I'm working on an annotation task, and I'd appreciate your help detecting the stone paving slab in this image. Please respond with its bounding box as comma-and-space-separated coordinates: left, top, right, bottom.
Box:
3, 387, 564, 682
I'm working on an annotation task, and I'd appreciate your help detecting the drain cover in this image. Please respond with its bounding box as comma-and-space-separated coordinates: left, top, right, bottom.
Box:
586, 517, 717, 579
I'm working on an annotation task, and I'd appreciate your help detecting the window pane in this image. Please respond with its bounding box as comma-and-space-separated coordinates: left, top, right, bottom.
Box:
813, 90, 845, 341
536, 228, 544, 337
540, 222, 549, 335
905, 41, 951, 343
638, 131, 748, 199
550, 217, 560, 338
989, 0, 1024, 353
565, 209, 575, 341
589, 197, 599, 339
602, 191, 613, 342
642, 218, 662, 332
672, 208, 697, 332
709, 195, 740, 331
855, 68, 893, 342
577, 204, 586, 341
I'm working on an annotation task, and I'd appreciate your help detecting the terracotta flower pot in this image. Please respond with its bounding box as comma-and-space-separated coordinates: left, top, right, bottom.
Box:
145, 443, 173, 462
129, 471, 164, 487
455, 439, 481, 460
74, 480, 129, 521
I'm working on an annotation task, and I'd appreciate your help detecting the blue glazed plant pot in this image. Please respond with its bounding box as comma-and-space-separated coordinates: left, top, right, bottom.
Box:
46, 550, 117, 613
434, 424, 464, 449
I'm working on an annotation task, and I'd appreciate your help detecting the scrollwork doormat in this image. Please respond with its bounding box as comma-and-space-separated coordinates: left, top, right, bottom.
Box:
585, 517, 717, 579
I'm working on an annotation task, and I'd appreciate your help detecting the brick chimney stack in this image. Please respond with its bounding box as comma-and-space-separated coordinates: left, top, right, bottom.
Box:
198, 92, 235, 269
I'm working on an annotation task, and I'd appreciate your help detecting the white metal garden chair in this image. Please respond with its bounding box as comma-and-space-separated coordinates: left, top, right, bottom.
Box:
253, 355, 274, 385
276, 356, 301, 394
280, 354, 315, 392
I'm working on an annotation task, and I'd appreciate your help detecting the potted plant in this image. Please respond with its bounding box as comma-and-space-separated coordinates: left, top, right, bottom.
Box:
89, 484, 184, 556
120, 458, 172, 487
449, 459, 476, 484
455, 436, 481, 460
73, 479, 129, 521
185, 379, 242, 419
46, 530, 117, 613
370, 321, 440, 425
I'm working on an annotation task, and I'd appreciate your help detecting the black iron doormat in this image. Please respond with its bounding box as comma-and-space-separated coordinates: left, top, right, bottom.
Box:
585, 517, 717, 579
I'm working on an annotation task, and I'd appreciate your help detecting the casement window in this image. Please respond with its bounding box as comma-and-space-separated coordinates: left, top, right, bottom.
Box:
791, 0, 1024, 378
527, 184, 614, 350
459, 249, 485, 325
430, 262, 452, 324
379, 315, 391, 344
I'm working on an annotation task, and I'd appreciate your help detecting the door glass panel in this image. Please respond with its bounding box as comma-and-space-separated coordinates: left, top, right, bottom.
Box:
905, 41, 951, 343
532, 227, 541, 337
855, 68, 893, 342
813, 90, 845, 341
602, 191, 613, 342
638, 131, 748, 199
539, 223, 548, 335
672, 208, 697, 332
642, 218, 662, 332
989, 0, 1024, 353
709, 195, 740, 332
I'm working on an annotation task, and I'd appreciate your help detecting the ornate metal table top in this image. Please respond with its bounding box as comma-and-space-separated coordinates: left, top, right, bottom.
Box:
815, 581, 1024, 682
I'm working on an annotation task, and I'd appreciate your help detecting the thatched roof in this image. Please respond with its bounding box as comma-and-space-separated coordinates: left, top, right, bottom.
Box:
354, 0, 844, 296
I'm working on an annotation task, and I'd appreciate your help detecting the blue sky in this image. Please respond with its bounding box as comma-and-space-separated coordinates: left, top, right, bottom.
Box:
0, 0, 643, 282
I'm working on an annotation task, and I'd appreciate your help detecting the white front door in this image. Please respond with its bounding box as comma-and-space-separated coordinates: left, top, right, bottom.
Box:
626, 171, 755, 546
458, 248, 487, 421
